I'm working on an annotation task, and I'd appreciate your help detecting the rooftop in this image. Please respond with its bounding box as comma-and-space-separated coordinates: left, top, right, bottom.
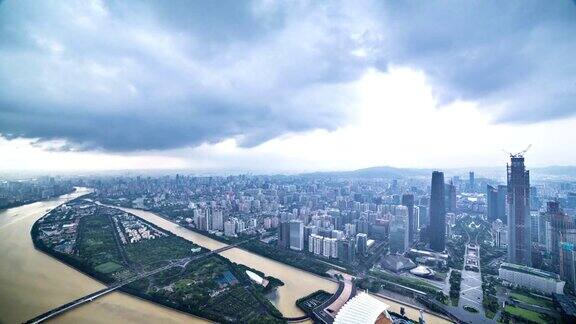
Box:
334, 292, 391, 324
500, 262, 560, 281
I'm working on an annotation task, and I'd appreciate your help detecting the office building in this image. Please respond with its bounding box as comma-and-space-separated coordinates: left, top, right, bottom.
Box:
487, 185, 499, 222
446, 181, 457, 212
402, 193, 416, 242
547, 201, 576, 282
289, 220, 304, 251
497, 185, 508, 224
429, 171, 446, 252
389, 212, 409, 253
278, 221, 291, 248
507, 155, 532, 266
356, 233, 368, 256
338, 239, 356, 264
468, 171, 475, 192
417, 205, 428, 228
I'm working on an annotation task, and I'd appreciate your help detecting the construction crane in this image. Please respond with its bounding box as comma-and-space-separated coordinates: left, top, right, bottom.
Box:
502, 144, 532, 158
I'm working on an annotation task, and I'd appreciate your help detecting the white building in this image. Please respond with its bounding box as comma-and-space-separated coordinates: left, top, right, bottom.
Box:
211, 210, 223, 231
310, 234, 323, 255
332, 229, 344, 240
323, 238, 332, 258
334, 292, 393, 324
224, 220, 236, 237
329, 238, 338, 258
345, 223, 357, 237
499, 262, 565, 294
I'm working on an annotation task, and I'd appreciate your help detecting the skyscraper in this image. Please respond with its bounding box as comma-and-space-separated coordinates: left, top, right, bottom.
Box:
446, 181, 457, 212
389, 211, 409, 253
401, 193, 416, 242
468, 171, 475, 192
278, 221, 291, 248
429, 171, 446, 252
507, 155, 532, 266
289, 220, 304, 251
497, 185, 508, 224
547, 201, 573, 271
356, 233, 368, 256
338, 239, 356, 264
487, 185, 498, 222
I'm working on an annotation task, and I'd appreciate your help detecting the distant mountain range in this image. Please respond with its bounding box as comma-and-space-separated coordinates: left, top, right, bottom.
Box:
302, 165, 576, 181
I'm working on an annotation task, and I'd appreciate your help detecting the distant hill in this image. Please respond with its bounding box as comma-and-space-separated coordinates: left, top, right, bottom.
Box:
532, 166, 576, 178
301, 165, 576, 180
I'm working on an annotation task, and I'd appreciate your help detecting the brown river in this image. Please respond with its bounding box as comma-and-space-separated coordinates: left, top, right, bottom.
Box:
0, 188, 450, 323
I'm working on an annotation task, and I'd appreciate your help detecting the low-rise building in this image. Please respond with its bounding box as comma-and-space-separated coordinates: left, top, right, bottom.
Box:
499, 262, 565, 294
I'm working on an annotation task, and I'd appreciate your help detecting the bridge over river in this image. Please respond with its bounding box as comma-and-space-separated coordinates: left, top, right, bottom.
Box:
24, 239, 253, 324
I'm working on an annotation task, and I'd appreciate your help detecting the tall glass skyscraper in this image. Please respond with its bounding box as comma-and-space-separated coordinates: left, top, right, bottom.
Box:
507, 156, 532, 266
487, 185, 499, 222
401, 193, 415, 242
429, 171, 446, 252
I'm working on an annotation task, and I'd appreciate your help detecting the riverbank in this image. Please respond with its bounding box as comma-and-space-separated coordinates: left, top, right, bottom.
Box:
0, 187, 76, 211
31, 199, 284, 323
0, 188, 209, 324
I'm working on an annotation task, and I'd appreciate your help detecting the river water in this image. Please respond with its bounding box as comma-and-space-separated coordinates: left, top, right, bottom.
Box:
0, 188, 207, 324
0, 189, 450, 323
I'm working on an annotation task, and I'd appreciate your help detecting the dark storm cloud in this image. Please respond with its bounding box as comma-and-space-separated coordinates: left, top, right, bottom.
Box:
378, 1, 576, 123
0, 0, 575, 152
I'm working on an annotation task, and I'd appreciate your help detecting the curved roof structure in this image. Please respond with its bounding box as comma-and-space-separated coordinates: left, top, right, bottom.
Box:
410, 265, 433, 277
334, 292, 391, 324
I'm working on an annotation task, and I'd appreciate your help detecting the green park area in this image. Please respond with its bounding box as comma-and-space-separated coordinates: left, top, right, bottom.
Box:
94, 261, 123, 274
369, 269, 441, 293
503, 305, 550, 324
509, 292, 554, 309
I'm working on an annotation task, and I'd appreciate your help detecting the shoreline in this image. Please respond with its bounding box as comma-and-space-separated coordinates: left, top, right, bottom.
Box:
0, 188, 77, 212
29, 198, 278, 323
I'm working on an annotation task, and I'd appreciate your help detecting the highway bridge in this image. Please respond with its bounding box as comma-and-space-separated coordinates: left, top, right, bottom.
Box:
24, 238, 254, 324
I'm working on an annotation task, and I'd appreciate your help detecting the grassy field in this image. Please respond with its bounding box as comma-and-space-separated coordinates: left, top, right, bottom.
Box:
504, 305, 548, 324
95, 261, 123, 274
510, 292, 553, 309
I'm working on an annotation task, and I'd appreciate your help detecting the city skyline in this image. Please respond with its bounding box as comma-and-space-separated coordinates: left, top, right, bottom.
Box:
2, 2, 576, 323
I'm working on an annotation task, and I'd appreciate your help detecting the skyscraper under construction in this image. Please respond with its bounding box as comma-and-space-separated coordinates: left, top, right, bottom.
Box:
507, 155, 532, 266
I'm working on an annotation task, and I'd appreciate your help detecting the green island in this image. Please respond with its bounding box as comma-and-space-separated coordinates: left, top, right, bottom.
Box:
31, 198, 285, 323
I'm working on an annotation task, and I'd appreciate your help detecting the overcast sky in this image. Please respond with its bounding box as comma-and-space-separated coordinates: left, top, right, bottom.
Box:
1, 0, 576, 173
